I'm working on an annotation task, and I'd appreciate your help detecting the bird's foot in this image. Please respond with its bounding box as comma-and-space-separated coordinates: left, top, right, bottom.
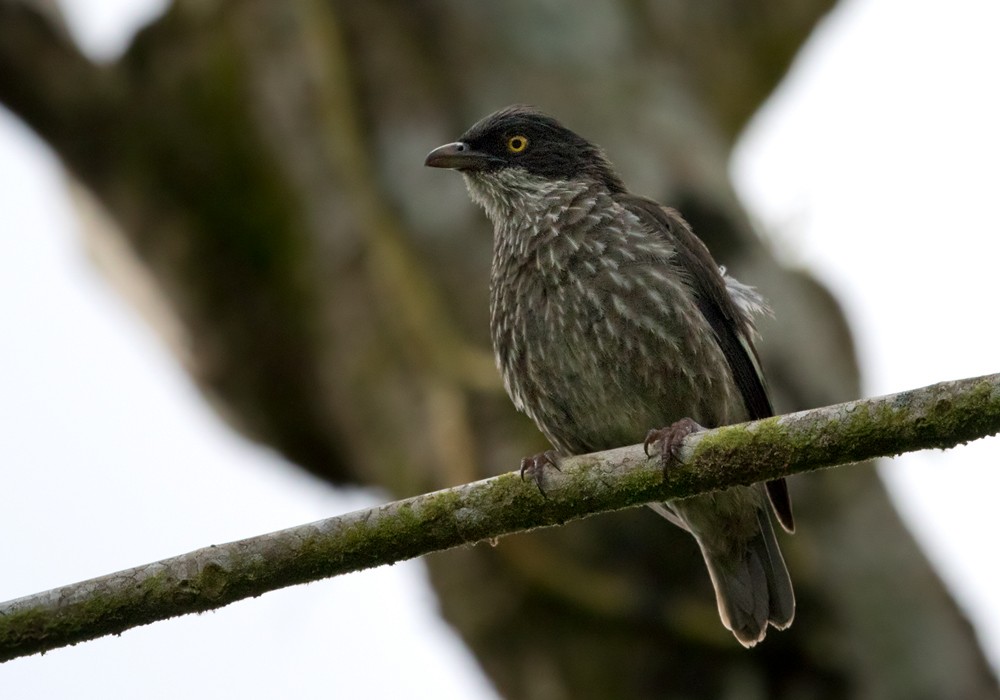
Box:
644, 418, 704, 478
519, 450, 561, 496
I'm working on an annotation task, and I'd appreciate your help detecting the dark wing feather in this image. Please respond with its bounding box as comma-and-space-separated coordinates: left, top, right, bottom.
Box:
617, 194, 794, 533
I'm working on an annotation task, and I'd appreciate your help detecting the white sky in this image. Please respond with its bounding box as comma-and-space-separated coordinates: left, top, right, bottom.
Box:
1, 0, 998, 696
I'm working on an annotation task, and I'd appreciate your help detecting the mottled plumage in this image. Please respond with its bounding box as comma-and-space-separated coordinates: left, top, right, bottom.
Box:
425, 105, 794, 646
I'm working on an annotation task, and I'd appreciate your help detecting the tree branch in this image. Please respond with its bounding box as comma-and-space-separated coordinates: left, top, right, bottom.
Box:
0, 1, 123, 179
2, 372, 999, 662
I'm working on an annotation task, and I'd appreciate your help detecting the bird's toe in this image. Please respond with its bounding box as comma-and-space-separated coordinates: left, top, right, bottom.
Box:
644, 418, 704, 478
519, 450, 561, 495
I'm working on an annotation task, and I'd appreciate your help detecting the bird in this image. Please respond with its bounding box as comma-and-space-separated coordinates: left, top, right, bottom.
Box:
424, 105, 794, 647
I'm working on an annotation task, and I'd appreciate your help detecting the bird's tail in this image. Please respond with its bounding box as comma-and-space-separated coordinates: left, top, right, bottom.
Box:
697, 506, 795, 647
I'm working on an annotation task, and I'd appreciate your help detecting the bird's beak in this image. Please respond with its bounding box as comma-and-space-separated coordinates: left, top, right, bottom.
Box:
424, 141, 495, 171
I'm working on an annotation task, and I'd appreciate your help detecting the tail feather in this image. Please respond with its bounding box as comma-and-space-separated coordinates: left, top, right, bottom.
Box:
698, 507, 795, 647
757, 507, 795, 630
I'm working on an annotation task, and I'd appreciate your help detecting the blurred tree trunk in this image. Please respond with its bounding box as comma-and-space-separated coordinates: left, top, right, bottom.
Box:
1, 1, 996, 697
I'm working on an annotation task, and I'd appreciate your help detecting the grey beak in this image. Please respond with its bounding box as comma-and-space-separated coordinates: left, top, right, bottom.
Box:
424, 141, 495, 171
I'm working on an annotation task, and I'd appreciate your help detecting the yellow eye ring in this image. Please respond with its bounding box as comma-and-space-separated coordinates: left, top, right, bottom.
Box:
507, 135, 528, 153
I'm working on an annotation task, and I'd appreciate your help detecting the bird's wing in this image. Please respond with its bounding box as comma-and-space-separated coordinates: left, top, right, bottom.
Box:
618, 194, 794, 533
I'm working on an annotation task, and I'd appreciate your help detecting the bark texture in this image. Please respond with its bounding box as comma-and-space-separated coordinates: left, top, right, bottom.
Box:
1, 1, 996, 697
3, 373, 999, 665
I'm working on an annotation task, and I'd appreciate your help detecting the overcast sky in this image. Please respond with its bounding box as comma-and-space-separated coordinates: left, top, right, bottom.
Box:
1, 0, 998, 697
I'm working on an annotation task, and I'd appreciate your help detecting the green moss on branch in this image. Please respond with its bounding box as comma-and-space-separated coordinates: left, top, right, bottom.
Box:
2, 372, 999, 662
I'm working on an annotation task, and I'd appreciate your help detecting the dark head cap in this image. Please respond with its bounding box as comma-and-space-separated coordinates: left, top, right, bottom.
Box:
424, 105, 625, 193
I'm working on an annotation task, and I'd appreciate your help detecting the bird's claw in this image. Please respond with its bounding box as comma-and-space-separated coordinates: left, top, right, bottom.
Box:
644, 418, 704, 478
520, 450, 561, 496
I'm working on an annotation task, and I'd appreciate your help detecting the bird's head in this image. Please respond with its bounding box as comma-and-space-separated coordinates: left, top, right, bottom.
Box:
424, 106, 625, 197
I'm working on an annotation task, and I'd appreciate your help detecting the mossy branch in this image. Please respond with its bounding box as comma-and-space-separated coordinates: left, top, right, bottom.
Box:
2, 373, 999, 662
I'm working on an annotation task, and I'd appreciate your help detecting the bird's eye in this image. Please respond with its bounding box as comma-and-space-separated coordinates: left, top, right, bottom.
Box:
507, 135, 528, 153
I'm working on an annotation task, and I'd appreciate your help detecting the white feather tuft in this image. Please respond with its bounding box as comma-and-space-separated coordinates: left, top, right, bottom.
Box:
722, 270, 772, 323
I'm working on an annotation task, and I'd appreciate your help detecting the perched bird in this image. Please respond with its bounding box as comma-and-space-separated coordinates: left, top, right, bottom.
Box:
424, 105, 794, 647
